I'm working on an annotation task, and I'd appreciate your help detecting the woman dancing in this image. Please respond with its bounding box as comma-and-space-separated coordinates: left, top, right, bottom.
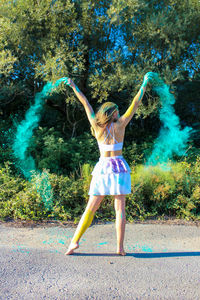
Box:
65, 73, 152, 255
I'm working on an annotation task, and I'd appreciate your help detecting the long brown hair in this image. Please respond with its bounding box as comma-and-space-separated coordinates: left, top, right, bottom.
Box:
91, 102, 118, 136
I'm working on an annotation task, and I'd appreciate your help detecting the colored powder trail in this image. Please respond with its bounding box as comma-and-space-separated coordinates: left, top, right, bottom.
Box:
146, 72, 192, 166
31, 170, 53, 210
12, 77, 69, 209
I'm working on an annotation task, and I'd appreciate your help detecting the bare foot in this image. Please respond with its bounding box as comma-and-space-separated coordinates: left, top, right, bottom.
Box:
117, 249, 126, 256
65, 242, 79, 255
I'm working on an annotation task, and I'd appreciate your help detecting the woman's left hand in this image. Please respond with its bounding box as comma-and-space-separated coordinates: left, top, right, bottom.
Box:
143, 72, 154, 84
59, 77, 75, 88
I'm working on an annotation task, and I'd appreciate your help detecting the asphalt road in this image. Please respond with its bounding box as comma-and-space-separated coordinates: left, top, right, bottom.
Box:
0, 221, 200, 299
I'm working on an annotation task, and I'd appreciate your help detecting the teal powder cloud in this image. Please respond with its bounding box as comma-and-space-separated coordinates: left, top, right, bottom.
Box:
12, 82, 53, 178
12, 77, 69, 209
146, 73, 192, 166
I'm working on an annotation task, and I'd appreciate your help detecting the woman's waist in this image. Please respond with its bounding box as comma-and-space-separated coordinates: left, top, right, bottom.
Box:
99, 149, 123, 158
99, 155, 124, 160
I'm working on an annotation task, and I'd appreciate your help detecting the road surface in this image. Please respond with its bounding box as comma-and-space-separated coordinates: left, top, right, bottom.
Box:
0, 221, 200, 299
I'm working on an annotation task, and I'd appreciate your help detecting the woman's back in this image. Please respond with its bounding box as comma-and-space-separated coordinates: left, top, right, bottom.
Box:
95, 120, 125, 142
95, 121, 125, 157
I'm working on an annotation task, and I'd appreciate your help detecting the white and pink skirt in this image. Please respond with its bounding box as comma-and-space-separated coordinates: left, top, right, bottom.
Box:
88, 156, 131, 196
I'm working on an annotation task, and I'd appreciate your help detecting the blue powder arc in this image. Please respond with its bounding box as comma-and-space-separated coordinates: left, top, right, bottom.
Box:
146, 72, 192, 166
12, 77, 69, 209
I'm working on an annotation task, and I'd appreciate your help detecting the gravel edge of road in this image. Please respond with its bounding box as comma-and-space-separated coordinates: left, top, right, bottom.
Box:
1, 218, 200, 228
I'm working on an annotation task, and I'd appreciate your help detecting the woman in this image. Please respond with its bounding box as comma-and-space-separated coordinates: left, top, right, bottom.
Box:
65, 73, 152, 255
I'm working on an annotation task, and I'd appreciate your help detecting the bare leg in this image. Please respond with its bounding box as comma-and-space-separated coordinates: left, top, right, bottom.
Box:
65, 195, 104, 255
114, 195, 126, 256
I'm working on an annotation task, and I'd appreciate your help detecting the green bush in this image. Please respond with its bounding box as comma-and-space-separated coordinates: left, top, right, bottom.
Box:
0, 156, 199, 222
0, 162, 25, 218
49, 172, 86, 221
11, 184, 49, 220
33, 128, 98, 175
128, 157, 200, 220
0, 165, 52, 220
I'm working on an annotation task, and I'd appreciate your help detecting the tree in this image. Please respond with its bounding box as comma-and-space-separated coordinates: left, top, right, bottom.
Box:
0, 0, 199, 138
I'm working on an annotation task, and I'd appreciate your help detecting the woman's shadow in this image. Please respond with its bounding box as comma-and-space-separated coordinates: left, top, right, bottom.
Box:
73, 251, 200, 258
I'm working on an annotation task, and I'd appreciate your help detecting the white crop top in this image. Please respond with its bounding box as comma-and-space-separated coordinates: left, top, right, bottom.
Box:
97, 123, 123, 152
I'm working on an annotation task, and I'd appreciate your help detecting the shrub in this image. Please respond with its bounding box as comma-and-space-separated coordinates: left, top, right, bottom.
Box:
11, 184, 50, 220
129, 157, 200, 220
49, 173, 86, 222
0, 162, 26, 219
0, 156, 199, 222
33, 128, 98, 174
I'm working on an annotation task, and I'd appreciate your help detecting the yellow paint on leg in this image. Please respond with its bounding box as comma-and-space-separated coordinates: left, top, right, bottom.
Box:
72, 209, 95, 243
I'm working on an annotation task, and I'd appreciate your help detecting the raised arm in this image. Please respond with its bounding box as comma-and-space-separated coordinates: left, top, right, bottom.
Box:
67, 78, 96, 129
119, 72, 153, 127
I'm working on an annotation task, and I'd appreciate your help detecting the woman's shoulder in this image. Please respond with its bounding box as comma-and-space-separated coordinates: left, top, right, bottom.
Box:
113, 119, 126, 130
94, 124, 106, 140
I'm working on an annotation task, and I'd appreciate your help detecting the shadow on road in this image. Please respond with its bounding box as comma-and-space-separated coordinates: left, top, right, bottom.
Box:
132, 252, 200, 258
73, 252, 200, 258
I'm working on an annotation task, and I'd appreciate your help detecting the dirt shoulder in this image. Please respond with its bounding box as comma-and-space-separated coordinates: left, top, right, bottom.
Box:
1, 217, 200, 228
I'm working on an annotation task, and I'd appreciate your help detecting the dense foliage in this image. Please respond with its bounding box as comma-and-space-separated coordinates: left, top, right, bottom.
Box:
0, 0, 199, 221
1, 0, 199, 137
0, 157, 199, 221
